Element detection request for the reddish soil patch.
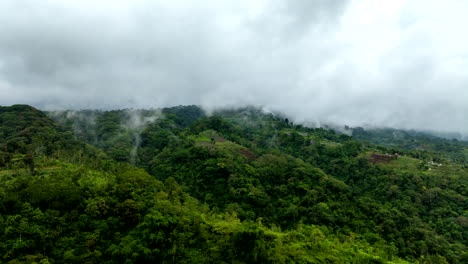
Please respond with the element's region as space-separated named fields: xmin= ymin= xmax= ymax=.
xmin=239 ymin=149 xmax=256 ymax=161
xmin=195 ymin=141 xmax=214 ymax=147
xmin=369 ymin=153 xmax=397 ymax=164
xmin=213 ymin=136 xmax=227 ymax=142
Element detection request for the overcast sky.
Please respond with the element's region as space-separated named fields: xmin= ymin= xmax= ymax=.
xmin=0 ymin=0 xmax=467 ymax=134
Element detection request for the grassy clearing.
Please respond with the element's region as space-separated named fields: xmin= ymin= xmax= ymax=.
xmin=389 ymin=156 xmax=420 ymax=170
xmin=215 ymin=141 xmax=244 ymax=151
xmin=323 ymin=141 xmax=343 ymax=147
xmin=188 ymin=129 xmax=222 ymax=143
xmin=361 ymin=151 xmax=421 ymax=172
xmin=190 ymin=136 xmax=211 ymax=142
xmin=426 ymin=163 xmax=468 ymax=180
xmin=373 ymin=152 xmax=468 ymax=182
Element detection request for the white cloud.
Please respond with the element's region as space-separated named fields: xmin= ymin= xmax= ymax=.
xmin=0 ymin=0 xmax=467 ymax=134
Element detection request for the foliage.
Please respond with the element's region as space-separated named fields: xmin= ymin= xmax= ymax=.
xmin=0 ymin=105 xmax=465 ymax=263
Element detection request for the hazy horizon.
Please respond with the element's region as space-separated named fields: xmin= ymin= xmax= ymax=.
xmin=1 ymin=0 xmax=467 ymax=135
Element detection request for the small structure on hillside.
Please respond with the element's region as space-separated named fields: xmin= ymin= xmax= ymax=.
xmin=427 ymin=161 xmax=442 ymax=167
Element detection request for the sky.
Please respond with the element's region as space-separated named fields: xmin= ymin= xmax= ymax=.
xmin=0 ymin=0 xmax=467 ymax=135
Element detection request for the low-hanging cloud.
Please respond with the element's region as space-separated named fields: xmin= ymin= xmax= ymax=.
xmin=0 ymin=0 xmax=467 ymax=135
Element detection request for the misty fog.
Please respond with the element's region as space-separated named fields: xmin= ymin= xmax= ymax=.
xmin=0 ymin=0 xmax=467 ymax=135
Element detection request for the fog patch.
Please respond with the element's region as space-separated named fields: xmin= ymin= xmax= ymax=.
xmin=123 ymin=110 xmax=162 ymax=165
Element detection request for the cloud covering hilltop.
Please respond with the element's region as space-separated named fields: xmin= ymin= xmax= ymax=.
xmin=0 ymin=0 xmax=467 ymax=134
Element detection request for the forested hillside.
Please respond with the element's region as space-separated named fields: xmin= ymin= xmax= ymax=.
xmin=351 ymin=127 xmax=468 ymax=164
xmin=0 ymin=105 xmax=466 ymax=263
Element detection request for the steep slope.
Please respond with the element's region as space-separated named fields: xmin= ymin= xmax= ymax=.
xmin=0 ymin=105 xmax=56 ymax=154
xmin=0 ymin=105 xmax=108 ymax=170
xmin=48 ymin=106 xmax=467 ymax=263
xmin=147 ymin=113 xmax=467 ymax=263
xmin=0 ymin=105 xmax=416 ymax=263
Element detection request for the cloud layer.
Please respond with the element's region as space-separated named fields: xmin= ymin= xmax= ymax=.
xmin=1 ymin=0 xmax=467 ymax=134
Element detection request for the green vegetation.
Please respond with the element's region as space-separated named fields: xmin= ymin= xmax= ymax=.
xmin=0 ymin=105 xmax=466 ymax=263
xmin=351 ymin=127 xmax=468 ymax=164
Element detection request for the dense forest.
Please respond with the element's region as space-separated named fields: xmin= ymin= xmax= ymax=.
xmin=0 ymin=104 xmax=466 ymax=263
